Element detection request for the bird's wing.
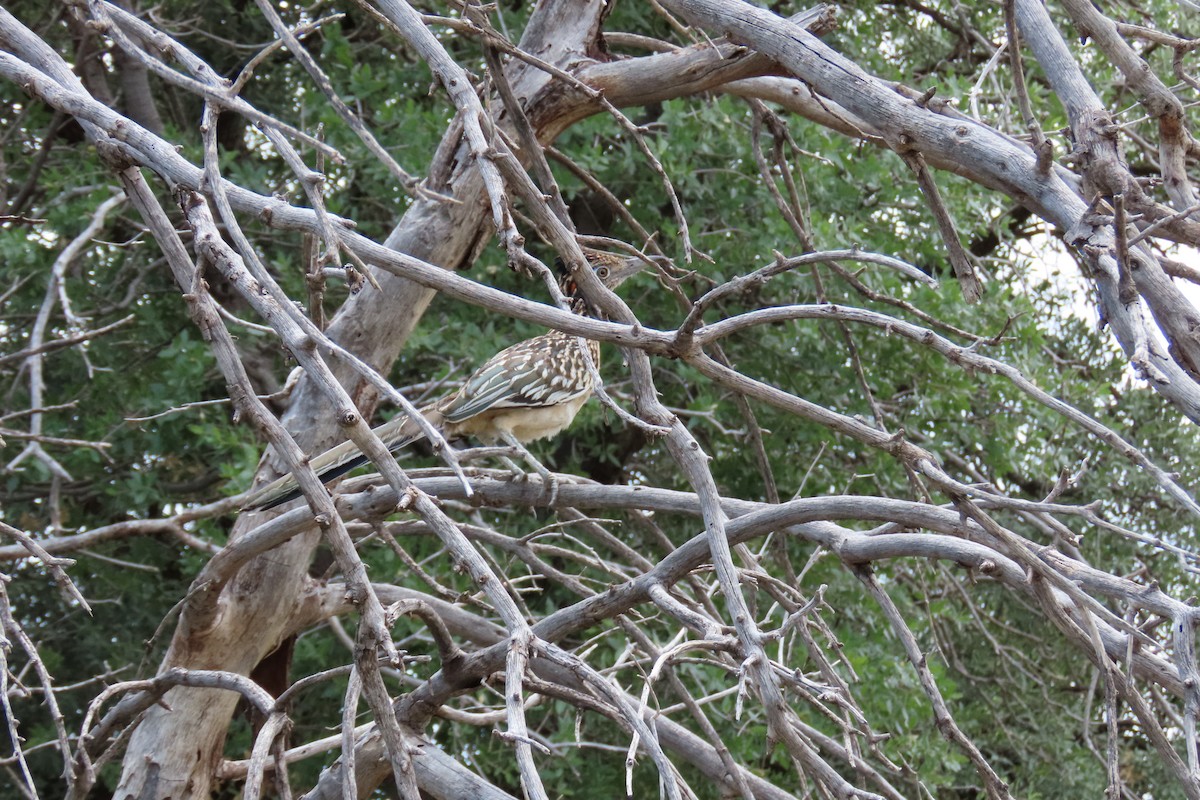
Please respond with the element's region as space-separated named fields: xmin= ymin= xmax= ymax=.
xmin=441 ymin=334 xmax=590 ymax=423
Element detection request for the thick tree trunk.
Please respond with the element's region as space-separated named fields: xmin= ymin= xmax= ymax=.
xmin=112 ymin=4 xmax=608 ymax=797
xmin=109 ymin=0 xmax=164 ymax=136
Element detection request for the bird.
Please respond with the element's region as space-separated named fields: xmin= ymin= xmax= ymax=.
xmin=242 ymin=250 xmax=646 ymax=511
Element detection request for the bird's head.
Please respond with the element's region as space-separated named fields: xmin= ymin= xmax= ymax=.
xmin=555 ymin=249 xmax=651 ymax=303
xmin=585 ymin=249 xmax=649 ymax=289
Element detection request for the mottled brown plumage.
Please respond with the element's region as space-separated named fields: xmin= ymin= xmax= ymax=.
xmin=243 ymin=252 xmax=643 ymax=510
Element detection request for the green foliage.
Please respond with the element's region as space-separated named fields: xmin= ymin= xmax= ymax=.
xmin=2 ymin=0 xmax=1198 ymax=797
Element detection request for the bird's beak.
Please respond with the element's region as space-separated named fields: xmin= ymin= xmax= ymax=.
xmin=602 ymin=253 xmax=660 ymax=289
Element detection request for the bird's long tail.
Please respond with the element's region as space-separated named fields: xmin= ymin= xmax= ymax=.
xmin=241 ymin=409 xmax=435 ymax=511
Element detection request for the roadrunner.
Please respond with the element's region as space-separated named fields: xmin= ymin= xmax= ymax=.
xmin=243 ymin=251 xmax=645 ymax=510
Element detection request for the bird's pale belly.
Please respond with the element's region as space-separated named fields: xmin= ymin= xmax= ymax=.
xmin=453 ymin=391 xmax=592 ymax=444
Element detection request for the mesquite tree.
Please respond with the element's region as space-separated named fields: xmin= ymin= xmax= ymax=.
xmin=2 ymin=0 xmax=1200 ymax=798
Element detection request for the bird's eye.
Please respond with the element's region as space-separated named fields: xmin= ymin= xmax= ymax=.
xmin=596 ymin=266 xmax=610 ymax=280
